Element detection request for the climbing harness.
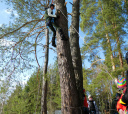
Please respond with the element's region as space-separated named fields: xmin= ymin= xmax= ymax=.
xmin=51 ymin=18 xmax=54 ymax=23
xmin=58 ymin=8 xmax=93 ymax=53
xmin=69 ymin=2 xmax=73 ymax=5
xmin=52 ymin=0 xmax=89 ymax=47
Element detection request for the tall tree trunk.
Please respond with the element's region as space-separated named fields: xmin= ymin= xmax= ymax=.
xmin=55 ymin=0 xmax=81 ymax=113
xmin=117 ymin=40 xmax=124 ymax=77
xmin=41 ymin=25 xmax=49 ymax=114
xmin=70 ymin=0 xmax=83 ymax=107
xmin=105 ymin=32 xmax=116 ymax=71
xmin=101 ymin=6 xmax=116 ymax=71
xmin=105 ymin=32 xmax=118 ymax=84
xmin=115 ymin=32 xmax=124 ymax=77
xmin=114 ymin=24 xmax=124 ymax=77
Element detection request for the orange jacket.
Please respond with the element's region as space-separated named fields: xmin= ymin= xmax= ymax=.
xmin=116 ymin=94 xmax=127 ymax=111
xmin=84 ymin=94 xmax=88 ymax=107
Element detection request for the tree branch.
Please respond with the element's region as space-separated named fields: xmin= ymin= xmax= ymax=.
xmin=89 ymin=59 xmax=105 ymax=69
xmin=0 ymin=19 xmax=45 ymax=39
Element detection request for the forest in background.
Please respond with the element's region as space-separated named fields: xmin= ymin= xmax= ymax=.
xmin=0 ymin=0 xmax=128 ymax=114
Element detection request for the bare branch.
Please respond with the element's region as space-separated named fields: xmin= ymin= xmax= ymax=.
xmin=88 ymin=59 xmax=105 ymax=69
xmin=0 ymin=19 xmax=45 ymax=39
xmin=37 ymin=0 xmax=48 ymax=7
xmin=34 ymin=29 xmax=45 ymax=68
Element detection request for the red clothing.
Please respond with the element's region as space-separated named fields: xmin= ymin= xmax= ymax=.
xmin=84 ymin=95 xmax=88 ymax=107
xmin=116 ymin=94 xmax=127 ymax=111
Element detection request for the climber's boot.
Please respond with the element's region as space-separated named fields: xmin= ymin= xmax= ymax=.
xmin=52 ymin=37 xmax=56 ymax=47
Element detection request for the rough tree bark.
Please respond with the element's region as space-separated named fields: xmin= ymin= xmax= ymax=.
xmin=70 ymin=0 xmax=83 ymax=107
xmin=41 ymin=25 xmax=49 ymax=114
xmin=55 ymin=0 xmax=81 ymax=113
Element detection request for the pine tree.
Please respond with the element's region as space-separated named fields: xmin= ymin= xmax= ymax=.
xmin=3 ymin=85 xmax=24 ymax=114
xmin=55 ymin=0 xmax=81 ymax=113
xmin=80 ymin=0 xmax=128 ymax=78
xmin=0 ymin=0 xmax=85 ymax=113
xmin=70 ymin=0 xmax=83 ymax=107
xmin=3 ymin=63 xmax=61 ymax=113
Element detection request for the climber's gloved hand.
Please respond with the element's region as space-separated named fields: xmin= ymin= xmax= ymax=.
xmin=55 ymin=9 xmax=61 ymax=18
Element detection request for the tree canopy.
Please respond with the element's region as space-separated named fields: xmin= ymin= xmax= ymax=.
xmin=0 ymin=0 xmax=128 ymax=114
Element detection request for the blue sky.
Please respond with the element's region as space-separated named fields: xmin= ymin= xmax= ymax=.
xmin=0 ymin=1 xmax=93 ymax=67
xmin=0 ymin=1 xmax=103 ymax=84
xmin=48 ymin=0 xmax=92 ymax=67
xmin=0 ymin=0 xmax=127 ymax=88
xmin=0 ymin=1 xmax=127 ymax=69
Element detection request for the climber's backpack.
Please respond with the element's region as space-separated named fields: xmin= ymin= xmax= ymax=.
xmin=44 ymin=7 xmax=49 ymax=20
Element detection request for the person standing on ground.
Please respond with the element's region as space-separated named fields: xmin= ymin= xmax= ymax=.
xmin=87 ymin=95 xmax=99 ymax=114
xmin=116 ymin=78 xmax=128 ymax=114
xmin=119 ymin=52 xmax=128 ymax=113
xmin=83 ymin=89 xmax=89 ymax=114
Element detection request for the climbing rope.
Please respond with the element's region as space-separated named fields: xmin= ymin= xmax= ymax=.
xmin=58 ymin=8 xmax=116 ymax=82
xmin=58 ymin=9 xmax=92 ymax=51
xmin=52 ymin=1 xmax=86 ymax=47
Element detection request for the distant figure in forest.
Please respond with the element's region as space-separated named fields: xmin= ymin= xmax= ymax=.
xmin=116 ymin=78 xmax=128 ymax=114
xmin=44 ymin=4 xmax=68 ymax=47
xmin=83 ymin=89 xmax=89 ymax=114
xmin=110 ymin=93 xmax=121 ymax=114
xmin=118 ymin=52 xmax=128 ymax=113
xmin=87 ymin=95 xmax=99 ymax=114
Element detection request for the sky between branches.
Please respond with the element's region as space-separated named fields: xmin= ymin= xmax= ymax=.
xmin=0 ymin=0 xmax=108 ymax=84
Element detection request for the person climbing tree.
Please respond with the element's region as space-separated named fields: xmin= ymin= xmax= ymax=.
xmin=110 ymin=93 xmax=121 ymax=114
xmin=87 ymin=95 xmax=99 ymax=114
xmin=44 ymin=4 xmax=68 ymax=47
xmin=116 ymin=78 xmax=128 ymax=114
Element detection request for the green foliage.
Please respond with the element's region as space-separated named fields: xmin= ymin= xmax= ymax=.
xmin=3 ymin=62 xmax=61 ymax=114
xmin=81 ymin=1 xmax=128 ymax=112
xmin=1 ymin=0 xmax=128 ymax=113
xmin=0 ymin=0 xmax=48 ymax=81
xmin=47 ymin=62 xmax=61 ymax=113
xmin=83 ymin=65 xmax=115 ymax=113
xmin=80 ymin=0 xmax=128 ymax=76
xmin=4 ymin=85 xmax=24 ymax=114
xmin=0 ymin=1 xmax=60 ymax=113
xmin=81 ymin=0 xmax=128 ymax=71
xmin=3 ymin=71 xmax=41 ymax=114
